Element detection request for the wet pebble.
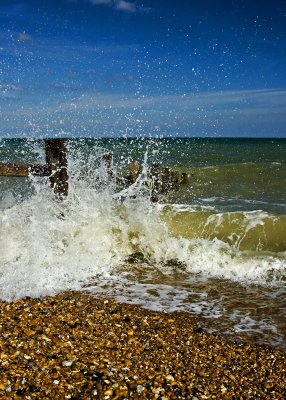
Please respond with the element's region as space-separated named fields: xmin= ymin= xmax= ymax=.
xmin=0 ymin=291 xmax=285 ymax=398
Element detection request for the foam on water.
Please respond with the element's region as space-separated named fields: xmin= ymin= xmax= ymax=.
xmin=1 ymin=141 xmax=286 ymax=348
xmin=1 ymin=159 xmax=286 ymax=302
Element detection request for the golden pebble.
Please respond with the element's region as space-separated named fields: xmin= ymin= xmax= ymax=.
xmin=115 ymin=388 xmax=128 ymax=397
xmin=0 ymin=291 xmax=285 ymax=399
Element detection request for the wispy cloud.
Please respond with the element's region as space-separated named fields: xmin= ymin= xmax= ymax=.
xmin=50 ymin=82 xmax=83 ymax=92
xmin=0 ymin=84 xmax=21 ymax=92
xmin=115 ymin=1 xmax=136 ymax=12
xmin=16 ymin=31 xmax=32 ymax=43
xmin=0 ymin=30 xmax=32 ymax=44
xmin=59 ymin=88 xmax=286 ymax=112
xmin=88 ymin=0 xmax=139 ymax=13
xmin=0 ymin=84 xmax=22 ymax=104
xmin=1 ymin=88 xmax=286 ymax=137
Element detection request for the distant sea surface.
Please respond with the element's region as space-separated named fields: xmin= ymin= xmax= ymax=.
xmin=1 ymin=137 xmax=286 ymax=349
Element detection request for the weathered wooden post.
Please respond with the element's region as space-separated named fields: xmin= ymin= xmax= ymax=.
xmin=1 ymin=139 xmax=191 ymax=202
xmin=128 ymin=160 xmax=140 ymax=184
xmin=45 ymin=139 xmax=68 ymax=198
xmin=0 ymin=163 xmax=49 ymax=177
xmin=0 ymin=163 xmax=30 ymax=177
xmin=101 ymin=153 xmax=113 ymax=180
xmin=0 ymin=138 xmax=68 ymax=198
xmin=150 ymin=164 xmax=161 ymax=203
xmin=161 ymin=167 xmax=171 ymax=194
xmin=181 ymin=172 xmax=189 ymax=185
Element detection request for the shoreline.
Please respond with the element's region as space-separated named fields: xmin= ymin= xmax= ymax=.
xmin=0 ymin=291 xmax=285 ymax=399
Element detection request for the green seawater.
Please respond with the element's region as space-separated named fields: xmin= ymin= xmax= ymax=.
xmin=2 ymin=137 xmax=285 ymax=210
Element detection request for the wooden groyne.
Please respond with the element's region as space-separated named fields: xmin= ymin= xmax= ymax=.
xmin=0 ymin=139 xmax=190 ymax=200
xmin=45 ymin=139 xmax=68 ymax=197
xmin=0 ymin=163 xmax=49 ymax=177
xmin=0 ymin=139 xmax=68 ymax=198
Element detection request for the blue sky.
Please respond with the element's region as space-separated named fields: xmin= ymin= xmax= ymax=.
xmin=0 ymin=0 xmax=286 ymax=137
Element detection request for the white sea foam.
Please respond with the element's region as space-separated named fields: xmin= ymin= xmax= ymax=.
xmin=0 ymin=143 xmax=286 ymax=302
xmin=1 ymin=176 xmax=286 ymax=302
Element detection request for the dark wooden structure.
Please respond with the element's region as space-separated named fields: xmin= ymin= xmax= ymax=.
xmin=128 ymin=160 xmax=140 ymax=184
xmin=0 ymin=139 xmax=68 ymax=198
xmin=0 ymin=163 xmax=49 ymax=177
xmin=0 ymin=139 xmax=190 ymax=200
xmin=45 ymin=139 xmax=68 ymax=197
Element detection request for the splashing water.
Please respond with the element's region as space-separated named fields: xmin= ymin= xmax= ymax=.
xmin=1 ymin=138 xmax=286 ymax=349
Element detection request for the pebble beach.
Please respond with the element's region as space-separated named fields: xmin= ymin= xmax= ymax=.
xmin=0 ymin=291 xmax=285 ymax=399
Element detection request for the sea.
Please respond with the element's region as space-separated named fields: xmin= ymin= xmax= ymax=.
xmin=0 ymin=137 xmax=285 ymax=349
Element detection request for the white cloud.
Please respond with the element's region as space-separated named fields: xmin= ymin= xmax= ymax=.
xmin=50 ymin=82 xmax=83 ymax=91
xmin=67 ymin=89 xmax=286 ymax=112
xmin=17 ymin=32 xmax=32 ymax=43
xmin=88 ymin=0 xmax=138 ymax=13
xmin=0 ymin=84 xmax=21 ymax=92
xmin=1 ymin=89 xmax=286 ymax=137
xmin=115 ymin=0 xmax=136 ymax=12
